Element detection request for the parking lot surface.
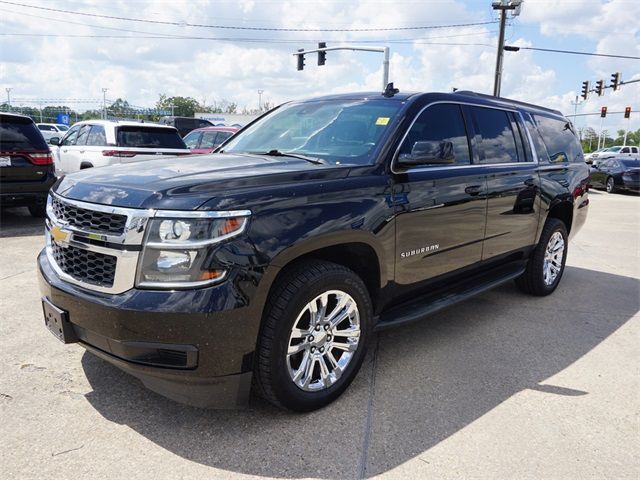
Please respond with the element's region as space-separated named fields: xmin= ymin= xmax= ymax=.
xmin=1 ymin=190 xmax=638 ymax=479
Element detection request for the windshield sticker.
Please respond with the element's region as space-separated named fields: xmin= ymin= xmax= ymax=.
xmin=375 ymin=117 xmax=390 ymax=126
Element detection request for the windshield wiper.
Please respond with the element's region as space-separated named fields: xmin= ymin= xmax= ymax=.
xmin=251 ymin=149 xmax=325 ymax=165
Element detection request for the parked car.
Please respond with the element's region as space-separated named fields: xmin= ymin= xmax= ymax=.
xmin=183 ymin=126 xmax=239 ymax=153
xmin=158 ymin=116 xmax=214 ymax=137
xmin=36 ymin=123 xmax=70 ymax=141
xmin=588 ymin=145 xmax=639 ymax=165
xmin=38 ymin=90 xmax=589 ymax=412
xmin=0 ymin=113 xmax=56 ymax=217
xmin=584 ymin=147 xmax=607 ymax=164
xmin=589 ymin=158 xmax=640 ymax=193
xmin=49 ymin=120 xmax=190 ymax=175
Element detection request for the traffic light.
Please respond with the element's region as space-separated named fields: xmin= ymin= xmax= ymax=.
xmin=610 ymin=72 xmax=621 ymax=91
xmin=296 ymin=49 xmax=305 ymax=71
xmin=580 ymin=81 xmax=589 ymax=100
xmin=318 ymin=42 xmax=326 ymax=66
xmin=600 ymin=106 xmax=607 ymax=118
xmin=624 ymin=107 xmax=631 ymax=119
xmin=595 ymin=80 xmax=604 ymax=96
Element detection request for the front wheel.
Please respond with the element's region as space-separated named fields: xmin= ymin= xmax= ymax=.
xmin=516 ymin=218 xmax=568 ymax=296
xmin=254 ymin=260 xmax=373 ymax=411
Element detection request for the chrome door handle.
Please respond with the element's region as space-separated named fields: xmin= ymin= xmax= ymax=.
xmin=79 ymin=150 xmax=85 ymax=154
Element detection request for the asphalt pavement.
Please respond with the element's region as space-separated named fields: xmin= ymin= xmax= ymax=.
xmin=0 ymin=189 xmax=638 ymax=479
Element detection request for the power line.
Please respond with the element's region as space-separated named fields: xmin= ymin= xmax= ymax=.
xmin=0 ymin=8 xmax=500 ymax=44
xmin=0 ymin=1 xmax=499 ymax=32
xmin=505 ymin=45 xmax=640 ymax=60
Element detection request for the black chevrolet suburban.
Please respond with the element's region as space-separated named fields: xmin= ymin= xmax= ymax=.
xmin=38 ymin=90 xmax=589 ymax=411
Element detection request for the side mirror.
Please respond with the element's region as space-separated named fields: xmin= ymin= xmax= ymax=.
xmin=398 ymin=141 xmax=455 ymax=166
xmin=49 ymin=137 xmax=60 ymax=146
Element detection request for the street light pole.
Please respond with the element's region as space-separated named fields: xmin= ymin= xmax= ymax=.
xmin=6 ymin=88 xmax=12 ymax=111
xmin=257 ymin=90 xmax=264 ymax=111
xmin=492 ymin=1 xmax=522 ymax=97
xmin=102 ymin=88 xmax=108 ymax=120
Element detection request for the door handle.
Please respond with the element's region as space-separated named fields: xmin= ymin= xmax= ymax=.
xmin=79 ymin=150 xmax=85 ymax=154
xmin=465 ymin=185 xmax=482 ymax=196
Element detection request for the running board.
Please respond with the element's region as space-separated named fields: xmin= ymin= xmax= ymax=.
xmin=375 ymin=263 xmax=526 ymax=331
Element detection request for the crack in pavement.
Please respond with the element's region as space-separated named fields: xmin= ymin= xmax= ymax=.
xmin=357 ymin=334 xmax=380 ymax=479
xmin=0 ymin=270 xmax=31 ymax=282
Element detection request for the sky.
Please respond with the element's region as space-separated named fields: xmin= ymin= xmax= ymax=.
xmin=1 ymin=0 xmax=639 ymax=134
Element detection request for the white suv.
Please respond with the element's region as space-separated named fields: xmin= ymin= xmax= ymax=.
xmin=36 ymin=123 xmax=69 ymax=141
xmin=50 ymin=120 xmax=190 ymax=175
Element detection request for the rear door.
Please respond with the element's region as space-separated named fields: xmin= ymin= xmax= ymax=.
xmin=467 ymin=105 xmax=540 ymax=259
xmin=81 ymin=124 xmax=109 ymax=166
xmin=393 ymin=102 xmax=487 ymax=287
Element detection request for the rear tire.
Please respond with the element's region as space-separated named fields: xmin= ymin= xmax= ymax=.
xmin=516 ymin=218 xmax=568 ymax=296
xmin=606 ymin=177 xmax=615 ymax=193
xmin=28 ymin=203 xmax=46 ymax=218
xmin=254 ymin=260 xmax=373 ymax=412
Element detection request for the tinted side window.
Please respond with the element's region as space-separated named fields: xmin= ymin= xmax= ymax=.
xmin=75 ymin=125 xmax=91 ymax=146
xmin=216 ymin=131 xmax=233 ymax=143
xmin=522 ymin=114 xmax=549 ymax=162
xmin=60 ymin=125 xmax=81 ymax=146
xmin=470 ymin=106 xmax=519 ymax=164
xmin=183 ymin=131 xmax=201 ymax=148
xmin=621 ymin=147 xmax=630 ymax=153
xmin=200 ymin=131 xmax=218 ymax=149
xmin=399 ymin=103 xmax=471 ymax=165
xmin=86 ymin=125 xmax=107 ymax=146
xmin=533 ymin=114 xmax=583 ymax=163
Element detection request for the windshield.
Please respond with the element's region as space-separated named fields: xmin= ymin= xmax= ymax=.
xmin=222 ymin=99 xmax=404 ymax=165
xmin=57 ymin=125 xmax=69 ymax=131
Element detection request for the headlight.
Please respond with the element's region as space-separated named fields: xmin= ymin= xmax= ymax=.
xmin=136 ymin=214 xmax=249 ymax=289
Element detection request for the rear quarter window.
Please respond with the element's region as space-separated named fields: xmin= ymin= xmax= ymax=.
xmin=533 ymin=114 xmax=583 ymax=163
xmin=0 ymin=116 xmax=48 ymax=151
xmin=116 ymin=127 xmax=187 ymax=149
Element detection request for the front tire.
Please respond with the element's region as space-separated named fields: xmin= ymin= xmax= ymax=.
xmin=516 ymin=218 xmax=568 ymax=296
xmin=254 ymin=260 xmax=373 ymax=412
xmin=28 ymin=203 xmax=46 ymax=218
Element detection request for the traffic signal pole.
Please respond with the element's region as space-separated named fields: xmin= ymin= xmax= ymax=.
xmin=294 ymin=45 xmax=390 ymax=90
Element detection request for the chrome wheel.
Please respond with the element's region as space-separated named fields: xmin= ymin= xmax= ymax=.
xmin=286 ymin=290 xmax=360 ymax=392
xmin=606 ymin=177 xmax=615 ymax=193
xmin=543 ymin=231 xmax=565 ymax=286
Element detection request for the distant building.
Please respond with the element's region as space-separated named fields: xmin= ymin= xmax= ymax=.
xmin=194 ymin=112 xmax=259 ymax=127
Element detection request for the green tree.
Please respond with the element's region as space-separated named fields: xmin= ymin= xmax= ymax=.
xmin=156 ymin=94 xmax=202 ymax=117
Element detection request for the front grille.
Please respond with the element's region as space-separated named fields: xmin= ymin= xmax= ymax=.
xmin=51 ymin=241 xmax=117 ymax=287
xmin=52 ymin=196 xmax=127 ymax=235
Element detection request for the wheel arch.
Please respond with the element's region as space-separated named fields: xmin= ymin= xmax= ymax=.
xmin=545 ymin=199 xmax=573 ymax=236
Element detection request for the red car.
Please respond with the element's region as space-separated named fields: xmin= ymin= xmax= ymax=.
xmin=182 ymin=126 xmax=239 ymax=154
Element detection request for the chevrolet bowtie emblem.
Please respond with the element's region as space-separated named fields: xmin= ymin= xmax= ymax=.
xmin=50 ymin=225 xmax=70 ymax=244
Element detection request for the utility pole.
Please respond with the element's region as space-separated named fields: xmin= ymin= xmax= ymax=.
xmin=492 ymin=1 xmax=522 ymax=97
xmin=101 ymin=88 xmax=108 ymax=120
xmin=570 ymin=95 xmax=582 ymax=136
xmin=257 ymin=90 xmax=264 ymax=111
xmin=39 ymin=101 xmax=43 ymax=123
xmin=5 ymin=88 xmax=12 ymax=111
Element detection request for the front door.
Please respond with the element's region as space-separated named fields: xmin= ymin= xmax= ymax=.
xmin=393 ymin=102 xmax=487 ymax=287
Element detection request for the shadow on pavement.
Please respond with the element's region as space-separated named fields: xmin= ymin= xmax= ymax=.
xmin=0 ymin=207 xmax=44 ymax=238
xmin=81 ymin=266 xmax=639 ymax=479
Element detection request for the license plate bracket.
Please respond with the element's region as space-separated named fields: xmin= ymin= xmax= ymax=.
xmin=42 ymin=297 xmax=78 ymax=344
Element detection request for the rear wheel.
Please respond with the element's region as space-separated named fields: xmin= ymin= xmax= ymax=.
xmin=606 ymin=176 xmax=615 ymax=193
xmin=516 ymin=218 xmax=568 ymax=296
xmin=254 ymin=260 xmax=372 ymax=411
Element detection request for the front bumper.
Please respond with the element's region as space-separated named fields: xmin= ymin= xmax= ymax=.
xmin=38 ymin=250 xmax=261 ymax=408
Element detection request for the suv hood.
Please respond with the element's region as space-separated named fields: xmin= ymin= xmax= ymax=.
xmin=54 ymin=153 xmax=350 ymax=210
